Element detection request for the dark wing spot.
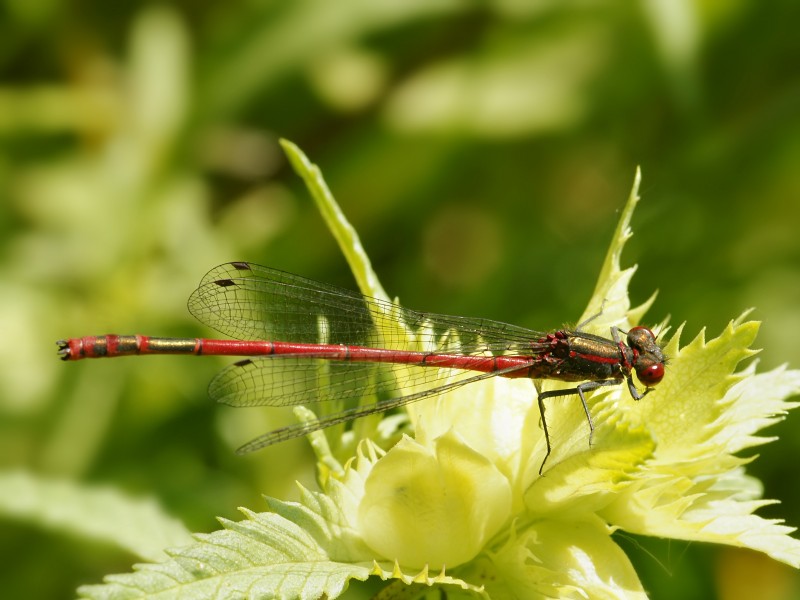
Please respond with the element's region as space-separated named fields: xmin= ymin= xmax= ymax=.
xmin=214 ymin=279 xmax=237 ymax=287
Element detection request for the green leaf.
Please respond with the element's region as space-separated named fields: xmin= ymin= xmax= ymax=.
xmin=279 ymin=138 xmax=388 ymax=302
xmin=523 ymin=419 xmax=656 ymax=515
xmin=597 ymin=317 xmax=800 ymax=567
xmin=78 ymin=498 xmax=372 ymax=599
xmin=469 ymin=515 xmax=647 ymax=599
xmin=0 ymin=470 xmax=192 ymax=562
xmin=629 ymin=316 xmax=760 ymax=460
xmin=579 ymin=166 xmax=653 ymax=332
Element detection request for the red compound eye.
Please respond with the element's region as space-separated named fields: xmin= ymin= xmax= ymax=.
xmin=637 ymin=362 xmax=664 ymax=385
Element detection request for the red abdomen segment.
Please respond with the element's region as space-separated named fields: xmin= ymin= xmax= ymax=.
xmin=57 ymin=335 xmax=538 ymax=375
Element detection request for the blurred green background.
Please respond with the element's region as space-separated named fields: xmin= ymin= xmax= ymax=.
xmin=2 ymin=1 xmax=799 ymax=598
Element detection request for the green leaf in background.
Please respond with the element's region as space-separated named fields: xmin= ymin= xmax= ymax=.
xmin=0 ymin=471 xmax=192 ymax=563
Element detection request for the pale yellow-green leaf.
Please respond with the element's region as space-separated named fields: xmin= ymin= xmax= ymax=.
xmin=279 ymin=138 xmax=388 ymax=302
xmin=79 ymin=484 xmax=373 ymax=599
xmin=579 ymin=167 xmax=642 ymax=332
xmin=479 ymin=515 xmax=648 ymax=599
xmin=368 ymin=561 xmax=488 ymax=598
xmin=596 ymin=317 xmax=800 ymax=567
xmin=628 ymin=317 xmax=759 ymax=462
xmin=524 ymin=419 xmax=656 ymax=516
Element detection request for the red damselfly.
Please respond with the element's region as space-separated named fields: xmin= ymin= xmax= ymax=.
xmin=58 ymin=262 xmax=666 ymax=472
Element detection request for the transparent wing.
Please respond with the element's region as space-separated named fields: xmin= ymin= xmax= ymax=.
xmin=213 ymin=357 xmax=529 ymax=454
xmin=209 ymin=354 xmax=506 ymax=408
xmin=188 ymin=262 xmax=546 ymax=355
xmin=191 ymin=262 xmax=543 ymax=451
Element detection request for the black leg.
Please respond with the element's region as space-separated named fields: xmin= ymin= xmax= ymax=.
xmin=536 ymin=378 xmax=622 ymax=475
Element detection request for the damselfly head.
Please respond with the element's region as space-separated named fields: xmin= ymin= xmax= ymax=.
xmin=627 ymin=326 xmax=666 ymax=386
